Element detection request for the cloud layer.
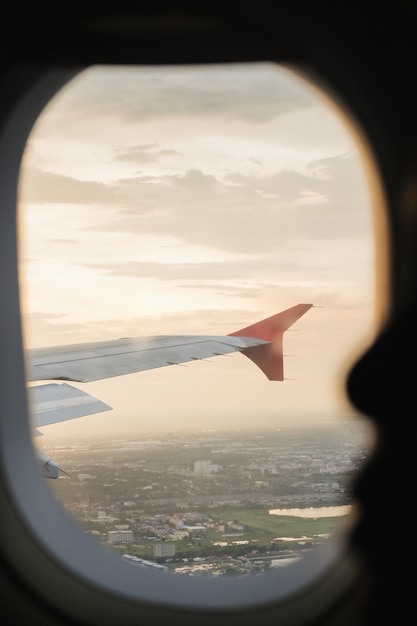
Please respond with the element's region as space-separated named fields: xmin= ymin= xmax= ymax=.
xmin=19 ymin=63 xmax=377 ymax=432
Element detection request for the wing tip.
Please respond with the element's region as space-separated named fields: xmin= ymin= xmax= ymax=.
xmin=228 ymin=303 xmax=313 ymax=342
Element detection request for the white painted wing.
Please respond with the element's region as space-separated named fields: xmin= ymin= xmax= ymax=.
xmin=27 ymin=305 xmax=312 ymax=386
xmin=29 ymin=382 xmax=112 ymax=430
xmin=27 ymin=305 xmax=312 ymax=428
xmin=26 ymin=305 xmax=312 ymax=478
xmin=27 ymin=335 xmax=264 ymax=384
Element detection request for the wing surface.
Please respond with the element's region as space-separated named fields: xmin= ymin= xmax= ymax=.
xmin=27 ymin=304 xmax=312 ymax=427
xmin=27 ymin=304 xmax=312 ymax=478
xmin=27 ymin=304 xmax=312 ymax=384
xmin=28 ymin=336 xmax=256 ymax=384
xmin=29 ymin=382 xmax=112 ymax=430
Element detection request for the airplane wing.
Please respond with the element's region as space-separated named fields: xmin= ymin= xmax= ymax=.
xmin=27 ymin=304 xmax=313 ymax=386
xmin=27 ymin=304 xmax=312 ymax=476
xmin=29 ymin=382 xmax=112 ymax=432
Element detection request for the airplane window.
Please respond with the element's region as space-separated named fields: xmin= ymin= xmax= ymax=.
xmin=17 ymin=63 xmax=377 ymax=605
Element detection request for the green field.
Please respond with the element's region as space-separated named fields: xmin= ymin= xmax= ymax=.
xmin=113 ymin=506 xmax=348 ymax=562
xmin=203 ymin=507 xmax=343 ymax=542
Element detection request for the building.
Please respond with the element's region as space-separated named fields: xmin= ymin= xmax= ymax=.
xmin=194 ymin=460 xmax=222 ymax=474
xmin=107 ymin=529 xmax=134 ymax=544
xmin=152 ymin=543 xmax=176 ymax=559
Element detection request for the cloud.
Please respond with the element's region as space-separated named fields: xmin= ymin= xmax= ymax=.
xmin=19 ymin=168 xmax=115 ymax=205
xmin=72 ymin=257 xmax=309 ymax=281
xmin=19 ymin=63 xmax=376 ymax=431
xmin=46 ymin=64 xmax=317 ymax=129
xmin=20 ymin=148 xmax=370 ymax=259
xmin=23 ymin=306 xmax=280 ymax=347
xmin=108 ymin=154 xmax=370 ymax=252
xmin=114 ymin=143 xmax=182 ymax=164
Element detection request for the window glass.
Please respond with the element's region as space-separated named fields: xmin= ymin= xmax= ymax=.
xmin=18 ymin=63 xmax=375 ymax=577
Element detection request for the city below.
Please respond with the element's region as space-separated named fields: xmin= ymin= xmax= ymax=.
xmin=42 ymin=418 xmax=372 ymax=577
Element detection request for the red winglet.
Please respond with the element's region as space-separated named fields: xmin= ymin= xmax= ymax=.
xmin=228 ymin=304 xmax=313 ymax=381
xmin=228 ymin=304 xmax=313 ymax=341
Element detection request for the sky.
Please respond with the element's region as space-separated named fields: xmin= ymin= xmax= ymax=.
xmin=17 ymin=62 xmax=378 ymax=439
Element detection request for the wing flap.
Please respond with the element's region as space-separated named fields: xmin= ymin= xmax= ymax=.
xmin=29 ymin=383 xmax=112 ymax=429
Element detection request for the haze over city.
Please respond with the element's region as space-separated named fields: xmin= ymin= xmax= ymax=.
xmin=17 ymin=62 xmax=378 ymax=438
